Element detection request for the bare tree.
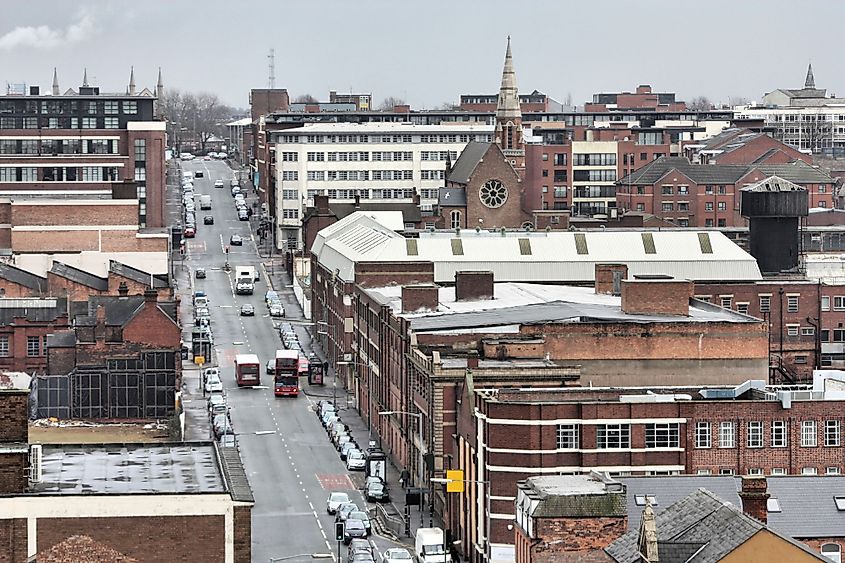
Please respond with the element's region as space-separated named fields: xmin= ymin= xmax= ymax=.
xmin=377 ymin=96 xmax=407 ymax=111
xmin=436 ymin=101 xmax=460 ymax=110
xmin=294 ymin=94 xmax=319 ymax=103
xmin=688 ymin=96 xmax=713 ymax=111
xmin=728 ymin=96 xmax=750 ymax=107
xmin=159 ymin=88 xmax=234 ymax=152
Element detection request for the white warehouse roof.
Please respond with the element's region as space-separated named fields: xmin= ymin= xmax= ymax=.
xmin=312 ymin=212 xmax=762 ymax=283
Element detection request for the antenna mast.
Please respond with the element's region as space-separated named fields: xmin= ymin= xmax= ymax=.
xmin=268 ymin=48 xmax=276 ymax=89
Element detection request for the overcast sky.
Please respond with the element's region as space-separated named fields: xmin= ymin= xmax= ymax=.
xmin=2 ymin=1 xmax=842 ymax=110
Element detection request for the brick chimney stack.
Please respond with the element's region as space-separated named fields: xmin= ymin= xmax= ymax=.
xmin=620 ymin=276 xmax=693 ymax=316
xmin=118 ymin=281 xmax=129 ymax=297
xmin=454 ymin=271 xmax=494 ymax=301
xmin=739 ymin=476 xmax=770 ymax=524
xmin=401 ymin=284 xmax=439 ymax=314
xmin=144 ymin=288 xmax=158 ymax=303
xmin=0 ymin=372 xmax=32 ymax=494
xmin=595 ymin=263 xmax=628 ymax=295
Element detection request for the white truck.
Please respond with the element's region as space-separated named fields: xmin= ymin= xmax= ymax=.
xmin=415 ymin=528 xmax=447 ymax=563
xmin=199 ymin=194 xmax=212 ymax=210
xmin=235 ymin=266 xmax=256 ymax=295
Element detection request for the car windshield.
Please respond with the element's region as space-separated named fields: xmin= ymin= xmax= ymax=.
xmin=349 ymin=511 xmax=367 ymax=520
xmin=346 ymin=520 xmax=364 ymax=530
xmin=330 ymin=493 xmax=349 ymax=502
xmin=423 ymin=545 xmax=446 ymax=555
xmin=349 ymin=451 xmax=363 ymax=460
xmin=369 ymin=483 xmax=383 ymax=491
xmin=387 ymin=551 xmax=412 ymax=560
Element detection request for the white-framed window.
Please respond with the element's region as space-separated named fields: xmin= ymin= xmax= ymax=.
xmin=720 ymin=296 xmax=732 ymax=309
xmin=696 ymin=469 xmax=712 ymax=475
xmin=787 ymin=294 xmax=799 ymax=313
xmin=802 ymin=467 xmax=818 ymax=475
xmin=787 ymin=325 xmax=800 ymax=337
xmin=822 ymin=296 xmax=831 ymax=311
xmin=282 ymin=189 xmax=298 ymax=200
xmin=821 ymin=543 xmax=841 ymax=563
xmin=771 ymin=467 xmax=786 ymax=475
xmin=645 ymin=423 xmax=679 ymax=448
xmin=695 ymin=421 xmax=711 ymax=448
xmin=719 ymin=421 xmax=735 ymax=448
xmin=0 ymin=335 xmax=8 ymax=357
xmin=802 ymin=327 xmax=816 ymax=336
xmin=835 ymin=296 xmax=845 ymax=311
xmin=736 ymin=302 xmax=749 ymax=314
xmin=26 ymin=336 xmax=40 ymax=357
xmin=282 ymin=170 xmax=298 ymax=181
xmin=771 ymin=420 xmax=786 ymax=447
xmin=596 ymin=424 xmax=630 ymax=449
xmin=450 ymin=210 xmax=461 ymax=230
xmin=103 ymin=117 xmax=119 ymax=129
xmin=748 ymin=468 xmax=763 ymax=476
xmin=747 ymin=421 xmax=763 ymax=448
xmin=802 ymin=420 xmax=818 ymax=447
xmin=760 ymin=295 xmax=771 ymax=313
xmin=826 ymin=420 xmax=841 ymax=447
xmin=556 ymin=424 xmax=579 ymax=450
xmin=719 ymin=468 xmax=734 ymax=475
xmin=827 ymin=467 xmax=841 ymax=475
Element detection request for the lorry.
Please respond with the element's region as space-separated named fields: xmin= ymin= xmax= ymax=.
xmin=235 ymin=266 xmax=256 ymax=295
xmin=415 ymin=528 xmax=447 ymax=563
xmin=199 ymin=194 xmax=212 ymax=210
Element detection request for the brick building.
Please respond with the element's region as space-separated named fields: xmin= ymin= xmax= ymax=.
xmin=584 ymin=85 xmax=688 ymax=113
xmin=0 ymin=298 xmax=69 ymax=375
xmin=0 ymin=70 xmax=166 ymax=228
xmin=686 ymin=127 xmax=811 ymax=165
xmin=616 ymin=156 xmax=835 ymax=226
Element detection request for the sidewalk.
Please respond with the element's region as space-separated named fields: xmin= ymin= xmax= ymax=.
xmin=264 ymin=263 xmax=444 ymax=543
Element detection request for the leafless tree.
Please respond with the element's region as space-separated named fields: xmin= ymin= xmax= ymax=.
xmin=688 ymin=96 xmax=713 ymax=111
xmin=377 ymin=96 xmax=407 ymax=111
xmin=727 ymin=96 xmax=750 ymax=107
xmin=294 ymin=94 xmax=319 ymax=104
xmin=436 ymin=101 xmax=460 ymax=110
xmin=159 ymin=89 xmax=234 ymax=152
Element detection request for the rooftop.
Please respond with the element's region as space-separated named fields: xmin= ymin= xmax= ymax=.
xmin=313 ymin=212 xmax=762 ymax=284
xmin=30 ymin=442 xmax=228 ymax=496
xmin=0 ymin=371 xmax=31 ymax=391
xmin=270 ymin=122 xmax=494 ymax=134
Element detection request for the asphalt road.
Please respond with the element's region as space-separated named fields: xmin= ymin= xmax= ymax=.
xmin=176 ymin=159 xmax=403 ymax=563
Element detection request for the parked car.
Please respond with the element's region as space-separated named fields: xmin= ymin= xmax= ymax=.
xmin=207 ymin=393 xmax=225 ymax=413
xmin=339 ymin=441 xmax=358 ymax=461
xmin=346 ymin=449 xmax=366 ymax=471
xmin=269 ymin=303 xmax=285 ymax=317
xmin=205 ymin=371 xmax=223 ymax=393
xmin=326 ymin=492 xmax=350 ymax=514
xmin=364 ymin=476 xmax=385 ymax=491
xmin=381 ymin=548 xmax=412 ymax=563
xmin=195 ymin=267 xmax=206 ymax=279
xmin=343 ymin=519 xmax=367 ymax=545
xmin=212 ymin=413 xmax=232 ymax=438
xmin=238 ymin=209 xmax=249 ymax=221
xmin=349 ymin=553 xmax=375 ymax=563
xmin=348 ymin=510 xmax=371 ymax=536
xmin=364 ymin=480 xmax=389 ymax=502
xmin=202 ymin=367 xmax=219 ymax=384
xmin=240 ymin=304 xmax=255 ymax=316
xmin=335 ymin=434 xmax=354 ymax=452
xmin=265 ymin=290 xmax=279 ymax=304
xmin=203 ymin=215 xmax=214 ymax=224
xmin=229 ymin=234 xmax=243 ymax=246
xmin=266 ymin=360 xmax=275 ymax=375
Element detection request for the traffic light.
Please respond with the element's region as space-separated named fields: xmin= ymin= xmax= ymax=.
xmin=334 ymin=521 xmax=344 ymax=541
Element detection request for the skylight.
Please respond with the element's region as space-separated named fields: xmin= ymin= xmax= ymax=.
xmin=767 ymin=497 xmax=781 ymax=513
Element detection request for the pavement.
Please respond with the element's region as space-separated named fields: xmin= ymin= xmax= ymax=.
xmin=172 ymin=159 xmax=422 ymax=562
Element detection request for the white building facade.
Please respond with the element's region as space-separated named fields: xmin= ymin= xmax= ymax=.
xmin=735 ymin=105 xmax=845 ymax=156
xmin=270 ymin=123 xmax=493 ymax=249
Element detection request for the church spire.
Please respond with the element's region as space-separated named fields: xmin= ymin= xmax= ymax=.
xmin=128 ymin=66 xmax=136 ymax=96
xmin=805 ymin=62 xmax=815 ymax=89
xmin=82 ymin=68 xmax=89 ymax=87
xmin=156 ymin=67 xmax=164 ymax=99
xmin=51 ymin=67 xmax=59 ymax=96
xmin=496 ymin=35 xmax=521 ymax=121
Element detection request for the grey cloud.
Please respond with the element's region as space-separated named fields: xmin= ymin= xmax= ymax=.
xmin=0 ymin=12 xmax=93 ymax=50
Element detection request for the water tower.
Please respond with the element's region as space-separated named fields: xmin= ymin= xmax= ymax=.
xmin=740 ymin=176 xmax=808 ymax=273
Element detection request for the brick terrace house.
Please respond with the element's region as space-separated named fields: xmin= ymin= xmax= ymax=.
xmin=616 ymin=156 xmax=835 ymax=226
xmin=452 ymin=370 xmax=845 ymax=559
xmin=0 ymin=298 xmax=69 ymax=374
xmin=0 ymin=372 xmax=253 ymax=562
xmin=0 ymin=70 xmax=166 ymax=228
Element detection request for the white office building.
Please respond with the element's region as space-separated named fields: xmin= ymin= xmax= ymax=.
xmin=270 ymin=122 xmax=494 ymax=249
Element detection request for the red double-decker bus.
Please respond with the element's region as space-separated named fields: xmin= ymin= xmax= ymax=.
xmin=234 ymin=354 xmax=261 ymax=387
xmin=274 ymin=349 xmax=300 ymax=397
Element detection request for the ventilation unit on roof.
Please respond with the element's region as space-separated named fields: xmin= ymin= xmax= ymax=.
xmin=29 ymin=444 xmax=42 ymax=484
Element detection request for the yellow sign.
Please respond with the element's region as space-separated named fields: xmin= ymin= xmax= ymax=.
xmin=446 ymin=470 xmax=464 ymax=493
xmin=194 ymin=356 xmax=205 ymax=365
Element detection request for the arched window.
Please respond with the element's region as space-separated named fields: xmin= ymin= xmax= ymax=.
xmin=450 ymin=210 xmax=461 ymax=230
xmin=822 ymin=543 xmax=842 ymax=563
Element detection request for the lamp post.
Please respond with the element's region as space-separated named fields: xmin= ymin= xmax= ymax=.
xmin=431 ymin=476 xmax=491 ymax=563
xmin=337 ymin=360 xmax=373 ymax=439
xmin=269 ymin=553 xmax=333 ymax=563
xmin=380 ymin=410 xmax=425 ymax=517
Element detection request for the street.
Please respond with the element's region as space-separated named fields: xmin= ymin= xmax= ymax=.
xmin=174 ymin=160 xmax=405 ymax=562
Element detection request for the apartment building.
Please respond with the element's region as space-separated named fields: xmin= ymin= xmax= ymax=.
xmin=0 ymin=71 xmax=165 ymax=228
xmin=270 ymin=122 xmax=493 ymax=249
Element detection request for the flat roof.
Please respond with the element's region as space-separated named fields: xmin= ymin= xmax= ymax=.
xmin=31 ymin=443 xmax=227 ymax=496
xmin=524 ymin=474 xmax=617 ymax=496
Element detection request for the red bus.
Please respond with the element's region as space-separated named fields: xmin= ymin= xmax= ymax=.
xmin=274 ymin=349 xmax=300 ymax=397
xmin=234 ymin=354 xmax=261 ymax=387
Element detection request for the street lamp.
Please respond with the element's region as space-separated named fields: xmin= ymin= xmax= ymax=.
xmin=269 ymin=554 xmax=333 ymax=563
xmin=431 ymin=476 xmax=491 ymax=562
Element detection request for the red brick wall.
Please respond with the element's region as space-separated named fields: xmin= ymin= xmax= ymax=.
xmin=46 ymin=272 xmax=106 ymax=301
xmin=122 ymin=300 xmax=180 ymax=348
xmin=0 ymin=280 xmax=38 ymax=298
xmin=12 ymin=203 xmax=137 ymax=227
xmin=233 ymin=505 xmax=251 ymax=562
xmin=36 ymin=515 xmax=225 ymax=562
xmin=0 ymin=518 xmax=27 ymax=563
xmin=0 ymin=393 xmax=28 ymax=443
xmin=461 ymin=145 xmax=528 ymax=229
xmin=0 ymin=453 xmax=27 ymax=495
xmin=621 ymin=280 xmax=692 ymax=316
xmin=534 ymin=515 xmax=626 ymax=552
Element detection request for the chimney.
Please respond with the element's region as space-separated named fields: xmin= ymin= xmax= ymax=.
xmin=94 ymin=304 xmax=107 ymax=341
xmin=354 ymin=193 xmax=360 ymax=208
xmin=315 ymin=194 xmax=330 ymax=214
xmin=620 ymin=276 xmax=692 ymax=316
xmin=128 ymin=66 xmax=136 ymax=96
xmin=455 ymin=271 xmax=494 ymax=301
xmin=401 ymin=284 xmax=439 ymax=314
xmin=595 ymin=263 xmax=628 ymax=295
xmin=117 ymin=281 xmax=129 ymax=297
xmin=637 ymin=501 xmax=659 ymax=562
xmin=739 ymin=476 xmax=769 ymax=525
xmin=52 ymin=67 xmax=59 ymax=96
xmin=636 ymin=85 xmax=652 ymax=94
xmin=143 ymin=288 xmax=158 ymax=303
xmin=467 ymin=350 xmax=479 ymax=369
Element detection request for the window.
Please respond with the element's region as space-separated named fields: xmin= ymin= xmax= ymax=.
xmin=103 ymin=100 xmax=118 ymax=115
xmin=122 ymin=101 xmax=137 ymax=114
xmin=282 ymin=171 xmax=298 ymax=181
xmin=450 ymin=210 xmax=461 ymax=230
xmin=787 ymin=325 xmax=799 ymax=337
xmin=719 ymin=468 xmax=734 ymax=475
xmin=634 ymin=494 xmax=657 ymax=506
xmin=826 ymin=420 xmax=840 ymax=447
xmin=835 ymin=296 xmax=845 ymax=311
xmin=556 ymin=424 xmax=579 ymax=450
xmin=696 ymin=469 xmax=712 ymax=475
xmin=282 ymin=189 xmax=298 ymax=200
xmin=748 ymin=468 xmax=763 ymax=476
xmin=747 ymin=421 xmax=763 ymax=448
xmin=695 ymin=421 xmax=711 ymax=448
xmin=760 ymin=295 xmax=771 ymax=313
xmin=645 ymin=423 xmax=679 ymax=448
xmin=81 ymin=117 xmax=96 ymax=129
xmin=822 ymin=296 xmax=831 ymax=311
xmin=828 ymin=467 xmax=841 ymax=475
xmin=801 ymin=327 xmax=815 ymax=336
xmin=787 ymin=295 xmax=799 ymax=313
xmin=821 ymin=543 xmax=841 ymax=563
xmin=0 ymin=336 xmax=8 ymax=357
xmin=802 ymin=467 xmax=818 ymax=475
xmin=802 ymin=420 xmax=817 ymax=447
xmin=596 ymin=424 xmax=630 ymax=449
xmin=719 ymin=422 xmax=735 ymax=448
xmin=662 ymin=203 xmax=673 ymax=212
xmin=282 ymin=209 xmax=299 ymax=219
xmin=720 ymin=296 xmax=732 ymax=309
xmin=737 ymin=303 xmax=749 ymax=315
xmin=134 ymin=139 xmax=146 ymax=161
xmin=767 ymin=498 xmax=782 ymax=512
xmin=662 ymin=186 xmax=673 ymax=195
xmin=771 ymin=467 xmax=786 ymax=475
xmin=717 ymin=201 xmax=727 ymax=211
xmin=26 ymin=336 xmax=40 ymax=357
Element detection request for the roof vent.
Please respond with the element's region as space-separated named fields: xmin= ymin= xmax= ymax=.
xmin=29 ymin=444 xmax=42 ymax=484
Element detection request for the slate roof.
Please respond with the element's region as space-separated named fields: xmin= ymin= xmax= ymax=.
xmin=438 ymin=187 xmax=467 ymax=206
xmin=605 ymin=489 xmax=827 ymax=563
xmin=446 ymin=141 xmax=491 ymax=184
xmin=109 ymin=260 xmax=168 ymax=289
xmin=0 ymin=298 xmax=66 ymax=325
xmin=46 ymin=330 xmax=77 ymax=348
xmin=50 ymin=262 xmax=108 ymax=291
xmin=0 ymin=262 xmax=47 ymax=293
xmin=619 ymin=156 xmax=833 ymax=187
xmin=74 ymin=295 xmax=177 ymax=327
xmin=320 ymin=201 xmax=422 ymax=223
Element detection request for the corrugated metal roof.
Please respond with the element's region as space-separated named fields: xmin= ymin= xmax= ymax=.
xmin=314 ymin=212 xmax=762 ymax=283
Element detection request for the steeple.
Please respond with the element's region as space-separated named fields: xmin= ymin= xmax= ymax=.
xmin=156 ymin=67 xmax=164 ymax=100
xmin=129 ymin=66 xmax=136 ymax=96
xmin=805 ymin=62 xmax=815 ymax=89
xmin=494 ymin=36 xmax=524 ymax=170
xmin=51 ymin=67 xmax=59 ymax=96
xmin=82 ymin=68 xmax=89 ymax=87
xmin=637 ymin=500 xmax=660 ymax=562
